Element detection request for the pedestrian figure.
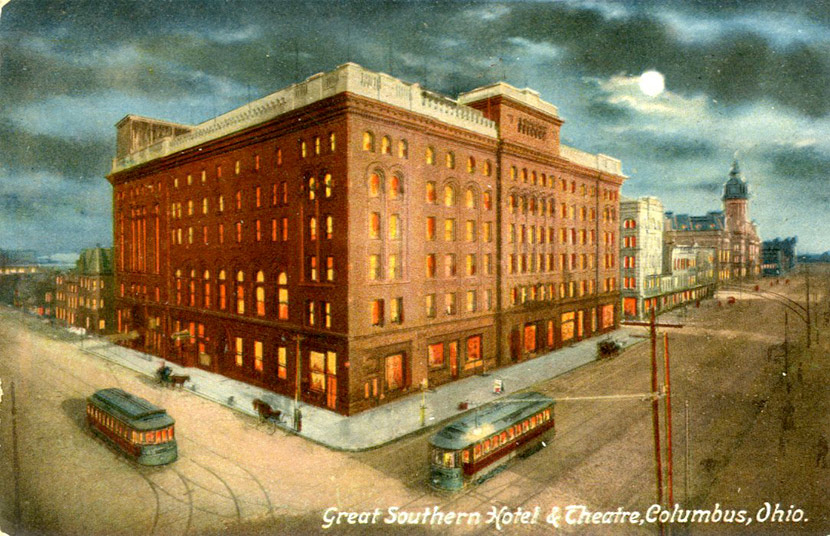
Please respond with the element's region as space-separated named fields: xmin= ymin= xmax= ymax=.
xmin=816 ymin=435 xmax=828 ymax=468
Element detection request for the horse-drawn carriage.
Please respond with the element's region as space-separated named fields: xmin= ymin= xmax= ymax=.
xmin=252 ymin=398 xmax=282 ymax=434
xmin=156 ymin=364 xmax=190 ymax=388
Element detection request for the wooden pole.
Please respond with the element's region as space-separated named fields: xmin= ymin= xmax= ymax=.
xmin=664 ymin=332 xmax=674 ymax=506
xmin=684 ymin=399 xmax=690 ymax=503
xmin=650 ymin=309 xmax=664 ymax=507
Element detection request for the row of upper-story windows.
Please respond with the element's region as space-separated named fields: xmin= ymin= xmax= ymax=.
xmin=509 ymin=225 xmax=597 ymax=246
xmin=169 ymin=177 xmax=333 ymax=220
xmin=424 ymin=182 xmax=493 ymax=209
xmin=166 ymin=269 xmax=294 ymax=321
xmin=362 ymin=131 xmax=494 ymax=177
xmin=510 ymin=280 xmax=599 ymax=305
xmin=424 ymin=253 xmax=494 ymax=279
xmin=507 ymin=252 xmax=597 ymax=274
xmin=425 ymin=217 xmax=494 ymax=242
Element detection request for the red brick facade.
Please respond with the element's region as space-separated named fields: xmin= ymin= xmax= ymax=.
xmin=107 ymin=64 xmax=625 ymax=415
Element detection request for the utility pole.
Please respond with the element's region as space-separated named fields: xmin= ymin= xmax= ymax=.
xmin=684 ymin=399 xmax=690 ymax=504
xmin=294 ymin=334 xmax=303 ymax=432
xmin=621 ymin=310 xmax=683 ymax=514
xmin=664 ymin=332 xmax=674 ymax=507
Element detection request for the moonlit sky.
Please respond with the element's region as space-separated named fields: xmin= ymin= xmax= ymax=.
xmin=0 ymin=0 xmax=828 ymax=256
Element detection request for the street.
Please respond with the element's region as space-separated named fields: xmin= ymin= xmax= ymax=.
xmin=1 ymin=269 xmax=828 ymax=536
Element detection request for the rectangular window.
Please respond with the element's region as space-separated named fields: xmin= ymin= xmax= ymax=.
xmin=444 ymin=219 xmax=456 ymax=241
xmin=371 ymin=299 xmax=384 ymax=326
xmin=385 ymin=353 xmax=404 ymax=391
xmin=306 ymin=301 xmax=316 ymax=325
xmin=390 ymin=297 xmax=403 ymax=324
xmin=323 ymin=301 xmax=331 ymax=328
xmin=235 ymin=337 xmax=243 ymax=367
xmin=425 ymin=294 xmax=436 ymax=318
xmin=465 ymin=335 xmax=482 ymax=369
xmin=466 ymin=254 xmax=476 ymax=276
xmin=426 ymin=217 xmax=436 ymax=240
xmin=466 ymin=290 xmax=477 ymax=312
xmin=428 ymin=342 xmax=444 ymax=367
xmin=465 ymin=220 xmax=476 ymax=242
xmin=254 ymin=341 xmax=263 ymax=372
xmin=369 ymin=213 xmax=381 ymax=239
xmin=326 ymin=256 xmax=335 ymax=282
xmin=445 ymin=293 xmax=456 ymax=315
xmin=389 ymin=214 xmax=400 ymax=240
xmin=310 ymin=351 xmax=325 ymax=392
xmin=388 ymin=254 xmax=400 ymax=279
xmin=277 ymin=346 xmax=287 ymax=380
xmin=369 ymin=254 xmax=381 ymax=280
xmin=445 ymin=254 xmax=456 ymax=277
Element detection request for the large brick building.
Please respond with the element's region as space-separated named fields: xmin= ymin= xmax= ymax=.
xmin=107 ymin=63 xmax=626 ymax=415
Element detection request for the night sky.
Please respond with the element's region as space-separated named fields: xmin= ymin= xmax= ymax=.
xmin=0 ymin=0 xmax=828 ymax=258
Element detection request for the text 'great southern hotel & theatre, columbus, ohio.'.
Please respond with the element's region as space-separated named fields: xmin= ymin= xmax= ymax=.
xmin=107 ymin=63 xmax=626 ymax=416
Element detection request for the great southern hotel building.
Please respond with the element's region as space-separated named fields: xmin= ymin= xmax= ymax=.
xmin=108 ymin=63 xmax=626 ymax=415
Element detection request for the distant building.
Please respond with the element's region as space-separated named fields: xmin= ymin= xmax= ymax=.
xmin=761 ymin=237 xmax=797 ymax=276
xmin=664 ymin=160 xmax=761 ymax=281
xmin=0 ymin=249 xmax=55 ymax=315
xmin=620 ymin=197 xmax=716 ymax=319
xmin=55 ymin=247 xmax=115 ymax=334
xmin=106 ymin=63 xmax=626 ymax=415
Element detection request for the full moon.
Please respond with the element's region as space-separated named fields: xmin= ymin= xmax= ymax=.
xmin=639 ymin=70 xmax=665 ymax=97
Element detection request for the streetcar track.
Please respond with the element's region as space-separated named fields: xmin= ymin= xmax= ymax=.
xmin=170 ymin=467 xmax=195 ymax=536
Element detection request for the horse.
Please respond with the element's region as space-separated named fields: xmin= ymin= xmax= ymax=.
xmin=169 ymin=374 xmax=190 ymax=388
xmin=252 ymin=398 xmax=281 ymax=423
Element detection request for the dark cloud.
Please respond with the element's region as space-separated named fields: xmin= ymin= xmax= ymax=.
xmin=768 ymin=146 xmax=830 ymax=185
xmin=0 ymin=119 xmax=112 ymax=180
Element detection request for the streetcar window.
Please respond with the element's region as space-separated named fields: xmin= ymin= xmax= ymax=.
xmin=443 ymin=452 xmax=454 ymax=468
xmin=474 ymin=444 xmax=481 ymax=459
xmin=500 ymin=432 xmax=507 ymax=443
xmin=484 ymin=439 xmax=490 ymax=453
xmin=169 ymin=427 xmax=174 ymax=439
xmin=546 ymin=409 xmax=551 ymax=419
xmin=507 ymin=427 xmax=514 ymax=440
xmin=146 ymin=431 xmax=155 ymax=444
xmin=462 ymin=450 xmax=470 ymax=464
xmin=523 ymin=420 xmax=529 ymax=433
xmin=132 ymin=431 xmax=138 ymax=443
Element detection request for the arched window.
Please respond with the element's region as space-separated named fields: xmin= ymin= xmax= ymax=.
xmin=390 ymin=175 xmax=402 ymax=199
xmin=381 ymin=136 xmax=392 ymax=155
xmin=484 ymin=160 xmax=492 ymax=177
xmin=309 ymin=217 xmax=317 ymax=241
xmin=508 ymin=194 xmax=516 ymax=214
xmin=203 ymin=270 xmax=211 ymax=308
xmin=398 ymin=139 xmax=408 ymax=159
xmin=236 ymin=271 xmax=245 ymax=315
xmin=362 ymin=131 xmax=374 ymax=152
xmin=465 ymin=188 xmax=476 ymax=209
xmin=255 ymin=270 xmax=265 ymax=316
xmin=444 ymin=184 xmax=456 ymax=207
xmin=446 ymin=151 xmax=455 ymax=169
xmin=324 ymin=173 xmax=333 ymax=198
xmin=368 ymin=172 xmax=382 ymax=197
xmin=218 ymin=270 xmax=227 ymax=310
xmin=467 ymin=157 xmax=476 ymax=174
xmin=277 ymin=272 xmax=289 ymax=320
xmin=510 ymin=166 xmax=517 ymax=181
xmin=308 ymin=176 xmax=316 ymax=200
xmin=425 ymin=146 xmax=435 ymax=165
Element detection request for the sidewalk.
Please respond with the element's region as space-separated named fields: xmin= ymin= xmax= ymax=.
xmin=75 ymin=327 xmax=646 ymax=451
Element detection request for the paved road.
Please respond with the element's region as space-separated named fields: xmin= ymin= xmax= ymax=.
xmin=0 ymin=270 xmax=827 ymax=536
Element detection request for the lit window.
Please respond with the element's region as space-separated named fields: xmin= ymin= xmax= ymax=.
xmin=444 ymin=219 xmax=456 ymax=241
xmin=235 ymin=337 xmax=243 ymax=367
xmin=369 ymin=213 xmax=381 ymax=239
xmin=277 ymin=272 xmax=288 ymax=319
xmin=388 ymin=214 xmax=400 ymax=240
xmin=426 ymin=182 xmax=437 ymax=203
xmin=236 ymin=271 xmax=245 ymax=314
xmin=398 ymin=139 xmax=408 ymax=159
xmin=369 ymin=255 xmax=381 ymax=280
xmin=254 ymin=341 xmax=263 ymax=372
xmin=444 ymin=185 xmax=455 ymax=207
xmin=446 ymin=152 xmax=455 ymax=169
xmin=363 ymin=131 xmax=375 ymax=152
xmin=371 ymin=299 xmax=384 ymax=326
xmin=381 ymin=136 xmax=391 ymax=155
xmin=369 ymin=173 xmax=381 ymax=197
xmin=426 ymin=146 xmax=435 ymax=165
xmin=329 ymin=132 xmax=336 ymax=152
xmin=324 ymin=173 xmax=333 ymax=198
xmin=390 ymin=297 xmax=403 ymax=324
xmin=277 ymin=347 xmax=287 ymax=379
